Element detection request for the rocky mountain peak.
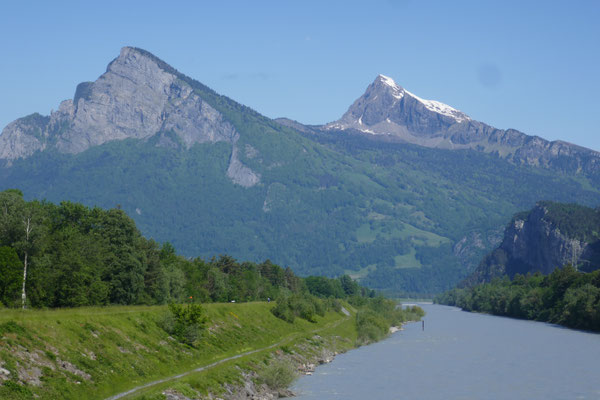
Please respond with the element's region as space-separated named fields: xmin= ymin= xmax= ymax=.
xmin=0 ymin=47 xmax=238 ymax=157
xmin=326 ymin=74 xmax=470 ymax=139
xmin=374 ymin=74 xmax=405 ymax=98
xmin=0 ymin=47 xmax=260 ymax=186
xmin=324 ymin=74 xmax=600 ymax=175
xmin=105 ymin=47 xmax=172 ymax=85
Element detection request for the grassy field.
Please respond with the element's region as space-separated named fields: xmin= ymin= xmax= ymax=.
xmin=0 ymin=302 xmax=357 ymax=400
xmin=355 ymin=221 xmax=450 ymax=246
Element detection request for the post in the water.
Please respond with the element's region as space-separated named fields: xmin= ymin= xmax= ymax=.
xmin=422 ymin=320 xmax=424 ymax=331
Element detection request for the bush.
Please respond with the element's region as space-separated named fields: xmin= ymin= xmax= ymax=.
xmin=312 ymin=297 xmax=326 ymax=317
xmin=348 ymin=295 xmax=368 ymax=307
xmin=271 ymin=294 xmax=320 ymax=323
xmin=258 ymin=359 xmax=297 ymax=389
xmin=271 ymin=298 xmax=295 ymax=323
xmin=356 ymin=309 xmax=389 ymax=344
xmin=289 ymin=295 xmax=316 ymax=322
xmin=325 ymin=298 xmax=342 ymax=313
xmin=403 ymin=305 xmax=425 ymax=321
xmin=160 ymin=303 xmax=207 ymax=346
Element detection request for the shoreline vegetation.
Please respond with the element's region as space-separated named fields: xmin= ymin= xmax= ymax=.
xmin=435 ymin=266 xmax=600 ymax=332
xmin=0 ymin=191 xmax=425 ymax=399
xmin=0 ymin=300 xmax=424 ymax=399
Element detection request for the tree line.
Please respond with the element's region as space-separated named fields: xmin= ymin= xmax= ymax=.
xmin=0 ymin=190 xmax=374 ymax=309
xmin=435 ymin=266 xmax=600 ymax=332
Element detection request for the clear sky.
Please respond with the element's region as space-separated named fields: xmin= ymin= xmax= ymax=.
xmin=1 ymin=0 xmax=599 ymax=150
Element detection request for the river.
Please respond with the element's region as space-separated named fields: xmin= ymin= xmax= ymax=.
xmin=292 ymin=304 xmax=600 ymax=399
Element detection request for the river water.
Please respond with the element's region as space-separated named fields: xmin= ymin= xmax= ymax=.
xmin=292 ymin=304 xmax=600 ymax=399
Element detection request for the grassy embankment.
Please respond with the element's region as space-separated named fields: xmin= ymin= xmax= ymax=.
xmin=0 ymin=302 xmax=360 ymax=399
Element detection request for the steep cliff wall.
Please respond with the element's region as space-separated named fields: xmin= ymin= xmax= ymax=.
xmin=463 ymin=201 xmax=600 ymax=286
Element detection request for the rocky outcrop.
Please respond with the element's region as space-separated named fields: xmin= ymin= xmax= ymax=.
xmin=227 ymin=145 xmax=261 ymax=187
xmin=325 ymin=75 xmax=600 ymax=177
xmin=453 ymin=229 xmax=503 ymax=273
xmin=0 ymin=114 xmax=49 ymax=163
xmin=500 ymin=206 xmax=588 ymax=276
xmin=463 ymin=202 xmax=600 ymax=286
xmin=0 ymin=47 xmax=259 ymax=186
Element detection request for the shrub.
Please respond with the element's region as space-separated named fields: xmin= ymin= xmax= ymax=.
xmin=312 ymin=297 xmax=326 ymax=317
xmin=403 ymin=305 xmax=425 ymax=321
xmin=356 ymin=309 xmax=389 ymax=344
xmin=271 ymin=294 xmax=318 ymax=323
xmin=289 ymin=295 xmax=316 ymax=323
xmin=271 ymin=297 xmax=295 ymax=323
xmin=160 ymin=303 xmax=207 ymax=346
xmin=325 ymin=298 xmax=342 ymax=313
xmin=258 ymin=359 xmax=297 ymax=389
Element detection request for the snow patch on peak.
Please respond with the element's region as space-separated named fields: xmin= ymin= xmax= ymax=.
xmin=378 ymin=74 xmax=398 ymax=88
xmin=377 ymin=74 xmax=404 ymax=100
xmin=405 ymin=90 xmax=470 ymax=123
xmin=375 ymin=74 xmax=469 ymax=123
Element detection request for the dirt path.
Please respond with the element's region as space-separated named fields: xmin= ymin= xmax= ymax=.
xmin=105 ymin=313 xmax=351 ymax=400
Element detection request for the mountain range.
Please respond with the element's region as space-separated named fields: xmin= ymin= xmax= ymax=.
xmin=1 ymin=47 xmax=599 ymax=295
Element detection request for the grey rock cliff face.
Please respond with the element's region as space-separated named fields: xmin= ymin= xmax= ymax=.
xmin=227 ymin=145 xmax=261 ymax=188
xmin=501 ymin=205 xmax=587 ymax=276
xmin=0 ymin=47 xmax=258 ymax=186
xmin=326 ymin=75 xmax=600 ymax=176
xmin=0 ymin=116 xmax=48 ymax=162
xmin=59 ymin=47 xmax=239 ymax=152
xmin=462 ymin=203 xmax=594 ymax=286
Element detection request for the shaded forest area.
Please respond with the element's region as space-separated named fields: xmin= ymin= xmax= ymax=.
xmin=0 ymin=190 xmax=372 ymax=309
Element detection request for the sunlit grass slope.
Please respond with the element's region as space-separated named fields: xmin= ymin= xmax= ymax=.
xmin=0 ymin=302 xmax=355 ymax=400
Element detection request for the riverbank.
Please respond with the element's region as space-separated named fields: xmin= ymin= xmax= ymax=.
xmin=109 ymin=306 xmax=359 ymax=400
xmin=0 ymin=301 xmax=423 ymax=399
xmin=145 ymin=324 xmax=356 ymax=400
xmin=0 ymin=302 xmax=357 ymax=399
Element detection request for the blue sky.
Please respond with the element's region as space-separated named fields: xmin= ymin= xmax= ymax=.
xmin=1 ymin=0 xmax=599 ymax=149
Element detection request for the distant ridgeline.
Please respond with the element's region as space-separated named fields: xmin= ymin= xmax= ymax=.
xmin=436 ymin=201 xmax=600 ymax=331
xmin=0 ymin=190 xmax=373 ymax=309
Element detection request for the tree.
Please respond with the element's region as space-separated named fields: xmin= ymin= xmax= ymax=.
xmin=0 ymin=192 xmax=44 ymax=309
xmin=339 ymin=274 xmax=359 ymax=296
xmin=0 ymin=246 xmax=22 ymax=306
xmin=163 ymin=303 xmax=207 ymax=346
xmin=560 ymin=284 xmax=600 ymax=330
xmin=20 ymin=211 xmax=32 ymax=309
xmin=95 ymin=209 xmax=146 ymax=304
